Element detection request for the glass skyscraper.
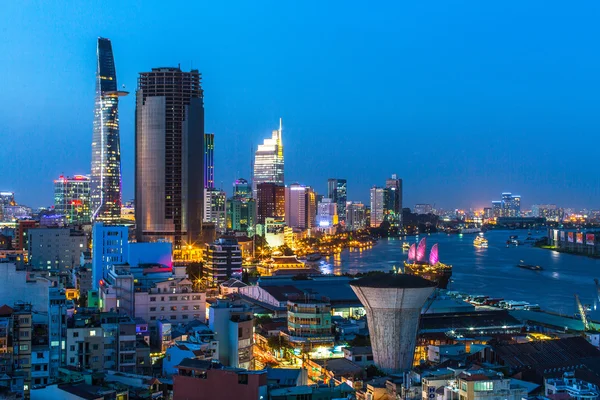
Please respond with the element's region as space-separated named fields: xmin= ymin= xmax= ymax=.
xmin=54 ymin=175 xmax=91 ymax=224
xmin=91 ymin=37 xmax=127 ymax=222
xmin=327 ymin=178 xmax=347 ymax=223
xmin=135 ymin=67 xmax=205 ymax=247
xmin=252 ymin=119 xmax=284 ymax=197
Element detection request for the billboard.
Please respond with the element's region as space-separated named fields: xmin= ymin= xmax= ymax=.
xmin=568 ymin=232 xmax=574 ymax=243
xmin=587 ymin=233 xmax=595 ymax=246
xmin=576 ymin=233 xmax=584 ymax=244
xmin=560 ymin=231 xmax=565 ymax=241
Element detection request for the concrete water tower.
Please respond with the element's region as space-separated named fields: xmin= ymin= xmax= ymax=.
xmin=350 ymin=273 xmax=436 ymax=373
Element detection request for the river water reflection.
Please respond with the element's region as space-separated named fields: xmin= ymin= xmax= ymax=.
xmin=318 ymin=230 xmax=600 ymax=319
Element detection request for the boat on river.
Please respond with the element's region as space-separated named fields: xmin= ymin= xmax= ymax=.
xmin=404 ymin=239 xmax=452 ymax=289
xmin=517 ymin=261 xmax=543 ymax=271
xmin=473 ymin=235 xmax=488 ymax=248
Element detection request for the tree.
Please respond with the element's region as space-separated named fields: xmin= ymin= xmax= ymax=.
xmin=277 ymin=244 xmax=294 ymax=256
xmin=366 ymin=364 xmax=385 ymax=378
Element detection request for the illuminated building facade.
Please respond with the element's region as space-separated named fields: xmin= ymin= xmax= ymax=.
xmin=204 ymin=238 xmax=242 ymax=286
xmin=204 ymin=133 xmax=214 ymax=189
xmin=203 ymin=189 xmax=227 ymax=233
xmin=385 ymin=174 xmax=403 ymax=225
xmin=227 ymin=198 xmax=256 ymax=234
xmin=317 ymin=198 xmax=338 ymax=228
xmin=327 ymin=179 xmax=347 ymax=224
xmin=370 ymin=187 xmax=386 ymax=227
xmin=252 ymin=119 xmax=284 ymax=197
xmin=490 ymin=193 xmax=521 ymax=218
xmin=53 ymin=175 xmax=91 ymax=224
xmin=233 ymin=178 xmax=251 ymax=200
xmin=501 ymin=192 xmax=521 ymax=217
xmin=285 ymin=184 xmax=316 ymax=230
xmin=91 ymin=37 xmax=127 ymax=223
xmin=492 ymin=201 xmax=502 ymax=217
xmin=256 ymin=182 xmax=285 ymax=224
xmin=135 ymin=67 xmax=205 ymax=247
xmin=346 ymin=202 xmax=366 ymax=231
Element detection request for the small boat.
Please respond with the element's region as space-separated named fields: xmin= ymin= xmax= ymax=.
xmin=517 ymin=261 xmax=543 ymax=271
xmin=473 ymin=235 xmax=488 ymax=248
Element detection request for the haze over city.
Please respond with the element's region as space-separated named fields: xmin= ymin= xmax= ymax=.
xmin=2 ymin=1 xmax=600 ymax=209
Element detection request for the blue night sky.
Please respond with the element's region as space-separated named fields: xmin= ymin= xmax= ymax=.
xmin=1 ymin=1 xmax=599 ymax=210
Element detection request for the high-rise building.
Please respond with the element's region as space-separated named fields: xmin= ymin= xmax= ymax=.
xmin=501 ymin=192 xmax=521 ymax=217
xmin=135 ymin=67 xmax=205 ymax=247
xmin=203 ymin=189 xmax=227 ymax=234
xmin=233 ymin=178 xmax=251 ymax=200
xmin=491 ymin=193 xmax=521 ymax=218
xmin=385 ymin=174 xmax=403 ymax=225
xmin=285 ymin=184 xmax=316 ymax=230
xmin=370 ymin=187 xmax=386 ymax=227
xmin=346 ymin=202 xmax=366 ymax=231
xmin=53 ymin=175 xmax=91 ymax=224
xmin=92 ymin=223 xmax=128 ymax=290
xmin=91 ymin=37 xmax=127 ymax=223
xmin=252 ymin=119 xmax=284 ymax=197
xmin=204 ymin=238 xmax=242 ymax=287
xmin=256 ymin=183 xmax=285 ymax=225
xmin=492 ymin=201 xmax=502 ymax=217
xmin=227 ymin=198 xmax=256 ymax=234
xmin=28 ymin=227 xmax=87 ymax=271
xmin=316 ymin=198 xmax=338 ymax=228
xmin=327 ymin=179 xmax=347 ymax=224
xmin=204 ymin=133 xmax=214 ymax=189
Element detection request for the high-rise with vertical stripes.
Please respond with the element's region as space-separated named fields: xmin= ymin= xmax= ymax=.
xmin=135 ymin=67 xmax=205 ymax=248
xmin=91 ymin=38 xmax=127 ymax=223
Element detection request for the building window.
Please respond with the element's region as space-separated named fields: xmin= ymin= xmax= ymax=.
xmin=73 ymin=332 xmax=79 ymax=338
xmin=193 ymin=305 xmax=200 ymax=310
xmin=89 ymin=330 xmax=96 ymax=337
xmin=19 ymin=344 xmax=28 ymax=351
xmin=192 ymin=295 xmax=201 ymax=300
xmin=238 ymin=374 xmax=248 ymax=385
xmin=461 ymin=382 xmax=467 ymax=392
xmin=182 ymin=306 xmax=189 ymax=311
xmin=170 ymin=316 xmax=176 ymax=320
xmin=170 ymin=306 xmax=177 ymax=311
xmin=70 ymin=345 xmax=75 ymax=351
xmin=150 ymin=297 xmax=156 ymax=302
xmin=169 ymin=296 xmax=177 ymax=301
xmin=474 ymin=382 xmax=494 ymax=392
xmin=70 ymin=357 xmax=75 ymax=364
xmin=93 ymin=344 xmax=99 ymax=350
xmin=150 ymin=317 xmax=156 ymax=321
xmin=182 ymin=315 xmax=188 ymax=319
xmin=150 ymin=307 xmax=156 ymax=312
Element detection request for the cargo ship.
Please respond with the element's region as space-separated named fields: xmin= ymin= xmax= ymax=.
xmin=404 ymin=238 xmax=452 ymax=289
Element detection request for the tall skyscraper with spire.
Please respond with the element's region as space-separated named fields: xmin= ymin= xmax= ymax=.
xmin=252 ymin=119 xmax=284 ymax=198
xmin=135 ymin=67 xmax=205 ymax=248
xmin=91 ymin=37 xmax=127 ymax=222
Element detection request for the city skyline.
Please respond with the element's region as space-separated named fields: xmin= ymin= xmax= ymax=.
xmin=2 ymin=2 xmax=600 ymax=210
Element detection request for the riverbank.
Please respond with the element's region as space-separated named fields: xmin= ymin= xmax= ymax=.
xmin=536 ymin=244 xmax=600 ymax=259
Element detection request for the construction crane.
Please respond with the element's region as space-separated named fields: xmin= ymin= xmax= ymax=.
xmin=575 ymin=294 xmax=590 ymax=331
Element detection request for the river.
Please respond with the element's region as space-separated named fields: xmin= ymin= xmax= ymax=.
xmin=317 ymin=230 xmax=600 ymax=319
